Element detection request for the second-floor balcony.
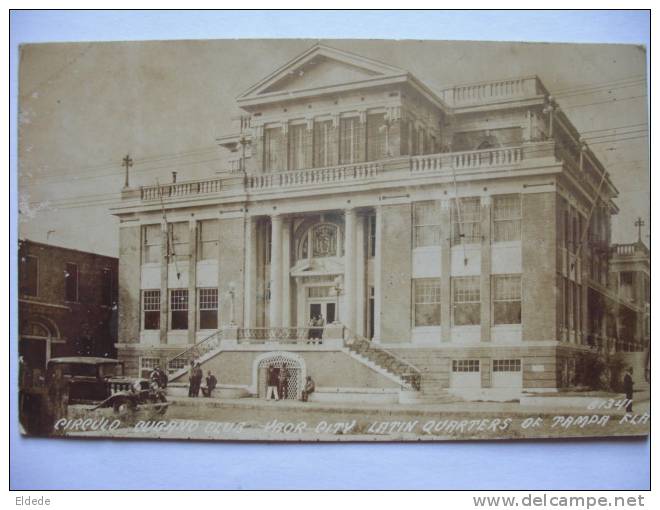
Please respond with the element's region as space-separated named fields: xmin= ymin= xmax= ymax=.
xmin=127 ymin=142 xmax=557 ymax=205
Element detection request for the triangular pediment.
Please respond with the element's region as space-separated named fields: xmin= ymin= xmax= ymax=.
xmin=238 ymin=44 xmax=407 ymax=102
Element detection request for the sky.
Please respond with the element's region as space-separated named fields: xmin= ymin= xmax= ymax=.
xmin=17 ymin=38 xmax=649 ymax=257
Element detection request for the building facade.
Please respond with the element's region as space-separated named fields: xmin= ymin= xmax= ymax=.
xmin=112 ymin=45 xmax=640 ymax=401
xmin=18 ymin=239 xmax=119 ymax=373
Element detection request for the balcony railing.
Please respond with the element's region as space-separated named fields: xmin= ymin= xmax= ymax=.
xmin=237 ymin=327 xmax=312 ymax=344
xmin=440 ymin=76 xmax=546 ymax=107
xmin=612 ymin=242 xmax=649 ymax=258
xmin=247 ymin=161 xmax=381 ymax=190
xmin=141 ymin=178 xmax=223 ymax=201
xmin=411 ymin=146 xmax=523 ymax=173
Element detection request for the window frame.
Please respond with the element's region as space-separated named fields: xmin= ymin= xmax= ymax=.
xmin=64 ymin=262 xmax=79 ymax=303
xmin=20 ymin=254 xmax=39 ymax=297
xmin=452 ymin=276 xmax=481 ymax=326
xmin=451 ymin=197 xmax=481 ymax=245
xmin=169 ymin=289 xmax=189 ymax=330
xmin=339 ymin=116 xmax=360 ymax=165
xmin=142 ymin=224 xmax=162 ymax=264
xmin=492 ymin=359 xmax=522 ymax=372
xmin=168 ymin=222 xmax=190 ymax=262
xmin=452 ymin=359 xmax=480 ymax=372
xmin=197 ymin=219 xmax=219 ymax=261
xmin=198 ymin=288 xmax=219 ymax=330
xmin=287 ymin=122 xmax=308 ymax=171
xmin=142 ymin=289 xmax=161 ymax=330
xmin=413 ymin=278 xmax=442 ymax=327
xmin=492 ymin=194 xmax=522 ymax=242
xmin=414 ymin=201 xmax=442 ymax=248
xmin=492 ymin=274 xmax=522 ymax=325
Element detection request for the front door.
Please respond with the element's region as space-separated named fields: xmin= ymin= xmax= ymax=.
xmin=308 ymin=301 xmax=335 ymax=325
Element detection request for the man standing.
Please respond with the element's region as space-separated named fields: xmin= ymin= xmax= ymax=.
xmin=278 ymin=365 xmax=288 ymax=400
xmin=623 ymin=366 xmax=634 ymax=414
xmin=187 ymin=360 xmax=195 ymax=397
xmin=266 ymin=364 xmax=279 ymax=401
xmin=302 ymin=375 xmax=315 ymax=402
xmin=205 ymin=370 xmax=218 ymax=398
xmin=191 ymin=362 xmax=204 ymax=398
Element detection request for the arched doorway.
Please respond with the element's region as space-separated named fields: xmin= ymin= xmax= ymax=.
xmin=19 ymin=319 xmax=60 ymax=371
xmin=255 ymin=352 xmax=305 ymax=400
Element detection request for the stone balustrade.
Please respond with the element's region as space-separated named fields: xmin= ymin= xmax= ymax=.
xmin=141 ymin=178 xmax=223 ymax=201
xmin=411 ymin=146 xmax=523 ymax=173
xmin=247 ymin=161 xmax=381 ymax=190
xmin=440 ymin=76 xmax=546 ymax=107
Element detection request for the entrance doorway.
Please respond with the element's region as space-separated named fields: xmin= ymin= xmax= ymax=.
xmin=308 ymin=302 xmax=335 ymax=325
xmin=257 ymin=354 xmax=303 ymax=400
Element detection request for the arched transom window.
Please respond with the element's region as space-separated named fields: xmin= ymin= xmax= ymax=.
xmin=299 ymin=222 xmax=340 ymax=259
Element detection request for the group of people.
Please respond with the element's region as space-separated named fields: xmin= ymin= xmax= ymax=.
xmin=265 ymin=363 xmax=315 ymax=402
xmin=307 ymin=313 xmax=325 ymax=343
xmin=187 ymin=361 xmax=217 ymax=398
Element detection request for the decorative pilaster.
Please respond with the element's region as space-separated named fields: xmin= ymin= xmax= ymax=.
xmin=159 ymin=220 xmax=168 ymax=344
xmin=373 ymin=205 xmax=382 ymax=342
xmin=344 ymin=208 xmax=357 ymax=331
xmin=244 ymin=216 xmax=257 ymax=328
xmin=188 ymin=218 xmax=197 ymax=344
xmin=269 ymin=214 xmax=283 ymax=327
xmin=281 ymin=218 xmax=291 ymax=327
xmin=355 ymin=215 xmax=367 ymax=336
xmin=440 ymin=199 xmax=452 ymax=343
xmin=480 ymin=196 xmax=492 ymax=343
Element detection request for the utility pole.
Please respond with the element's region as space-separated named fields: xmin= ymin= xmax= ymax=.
xmin=122 ymin=154 xmax=133 ymax=188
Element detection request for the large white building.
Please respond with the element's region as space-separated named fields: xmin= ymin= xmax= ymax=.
xmin=112 ymin=44 xmax=643 ymax=402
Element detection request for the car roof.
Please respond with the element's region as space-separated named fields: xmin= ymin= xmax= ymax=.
xmin=47 ymin=357 xmax=121 ymax=365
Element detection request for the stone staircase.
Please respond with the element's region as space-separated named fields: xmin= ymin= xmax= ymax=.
xmin=165 ymin=329 xmax=225 ymax=381
xmin=388 ymin=348 xmax=461 ymax=403
xmin=343 ymin=330 xmax=422 ymax=391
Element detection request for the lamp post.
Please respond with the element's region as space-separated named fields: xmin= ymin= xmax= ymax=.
xmin=333 ymin=276 xmax=343 ymax=324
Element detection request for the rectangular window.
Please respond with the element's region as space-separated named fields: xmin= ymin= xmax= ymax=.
xmin=140 ymin=357 xmax=161 ymax=378
xmin=451 ymin=197 xmax=481 ymax=245
xmin=142 ymin=224 xmax=162 ymax=264
xmin=414 ymin=201 xmax=442 ymax=247
xmin=65 ymin=262 xmax=79 ymax=302
xmin=493 ymin=194 xmax=521 ymax=242
xmin=198 ymin=288 xmax=218 ymax=330
xmin=168 ymin=222 xmax=190 ymax=262
xmin=170 ymin=289 xmax=189 ymax=330
xmin=288 ymin=123 xmax=307 ymax=170
xmin=20 ymin=254 xmax=38 ymax=297
xmin=339 ymin=117 xmax=360 ymax=164
xmin=101 ymin=267 xmax=113 ymax=306
xmin=142 ymin=290 xmax=161 ymax=330
xmin=493 ymin=359 xmax=521 ymax=372
xmin=366 ymin=112 xmax=387 ymax=161
xmin=313 ymin=120 xmax=334 ymax=168
xmin=308 ymin=286 xmax=332 ymax=298
xmin=414 ymin=278 xmax=441 ymax=326
xmin=368 ymin=214 xmax=376 ymax=258
xmin=492 ymin=275 xmax=522 ymax=325
xmin=198 ymin=219 xmax=219 ymax=261
xmin=264 ymin=126 xmax=284 ymax=172
xmin=452 ymin=359 xmax=480 ymax=372
xmin=452 ymin=276 xmax=480 ymax=326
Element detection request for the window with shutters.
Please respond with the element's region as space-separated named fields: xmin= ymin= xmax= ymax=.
xmin=142 ymin=224 xmax=161 ymax=264
xmin=198 ymin=220 xmax=219 ymax=261
xmin=414 ymin=278 xmax=441 ymax=326
xmin=493 ymin=194 xmax=521 ymax=242
xmin=452 ymin=276 xmax=480 ymax=326
xmin=451 ymin=197 xmax=481 ymax=245
xmin=492 ymin=275 xmax=522 ymax=325
xmin=339 ymin=117 xmax=360 ymax=164
xmin=288 ymin=123 xmax=307 ymax=170
xmin=414 ymin=201 xmax=442 ymax=247
xmin=142 ymin=290 xmax=160 ymax=330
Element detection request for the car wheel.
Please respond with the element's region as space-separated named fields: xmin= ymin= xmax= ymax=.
xmin=112 ymin=397 xmax=136 ymax=415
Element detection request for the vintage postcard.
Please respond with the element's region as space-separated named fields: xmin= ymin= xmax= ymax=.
xmin=18 ymin=39 xmax=649 ymax=441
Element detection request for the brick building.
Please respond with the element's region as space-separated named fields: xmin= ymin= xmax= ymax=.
xmin=18 ymin=239 xmax=119 ymax=372
xmin=112 ymin=45 xmax=641 ymax=401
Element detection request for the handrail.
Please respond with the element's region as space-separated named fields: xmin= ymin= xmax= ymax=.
xmin=166 ymin=329 xmax=225 ymax=373
xmin=343 ymin=328 xmax=421 ymax=390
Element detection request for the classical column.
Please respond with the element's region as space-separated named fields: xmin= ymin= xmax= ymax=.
xmin=188 ymin=218 xmax=197 ymax=345
xmin=480 ymin=196 xmax=491 ymax=343
xmin=344 ymin=208 xmax=357 ymax=331
xmin=159 ymin=220 xmax=169 ymax=344
xmin=244 ymin=216 xmax=257 ymax=328
xmin=373 ymin=205 xmax=382 ymax=342
xmin=440 ymin=199 xmax=452 ymax=343
xmin=281 ymin=218 xmax=291 ymax=327
xmin=269 ymin=214 xmax=283 ymax=327
xmin=355 ymin=214 xmax=366 ymax=336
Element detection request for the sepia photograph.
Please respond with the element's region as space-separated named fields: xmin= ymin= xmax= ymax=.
xmin=17 ymin=35 xmax=650 ymax=444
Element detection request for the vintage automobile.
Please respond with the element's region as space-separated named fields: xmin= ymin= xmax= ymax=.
xmin=46 ymin=357 xmax=167 ymax=415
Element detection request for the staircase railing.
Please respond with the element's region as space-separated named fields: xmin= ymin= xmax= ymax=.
xmin=343 ymin=329 xmax=421 ymax=391
xmin=166 ymin=329 xmax=225 ymax=374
